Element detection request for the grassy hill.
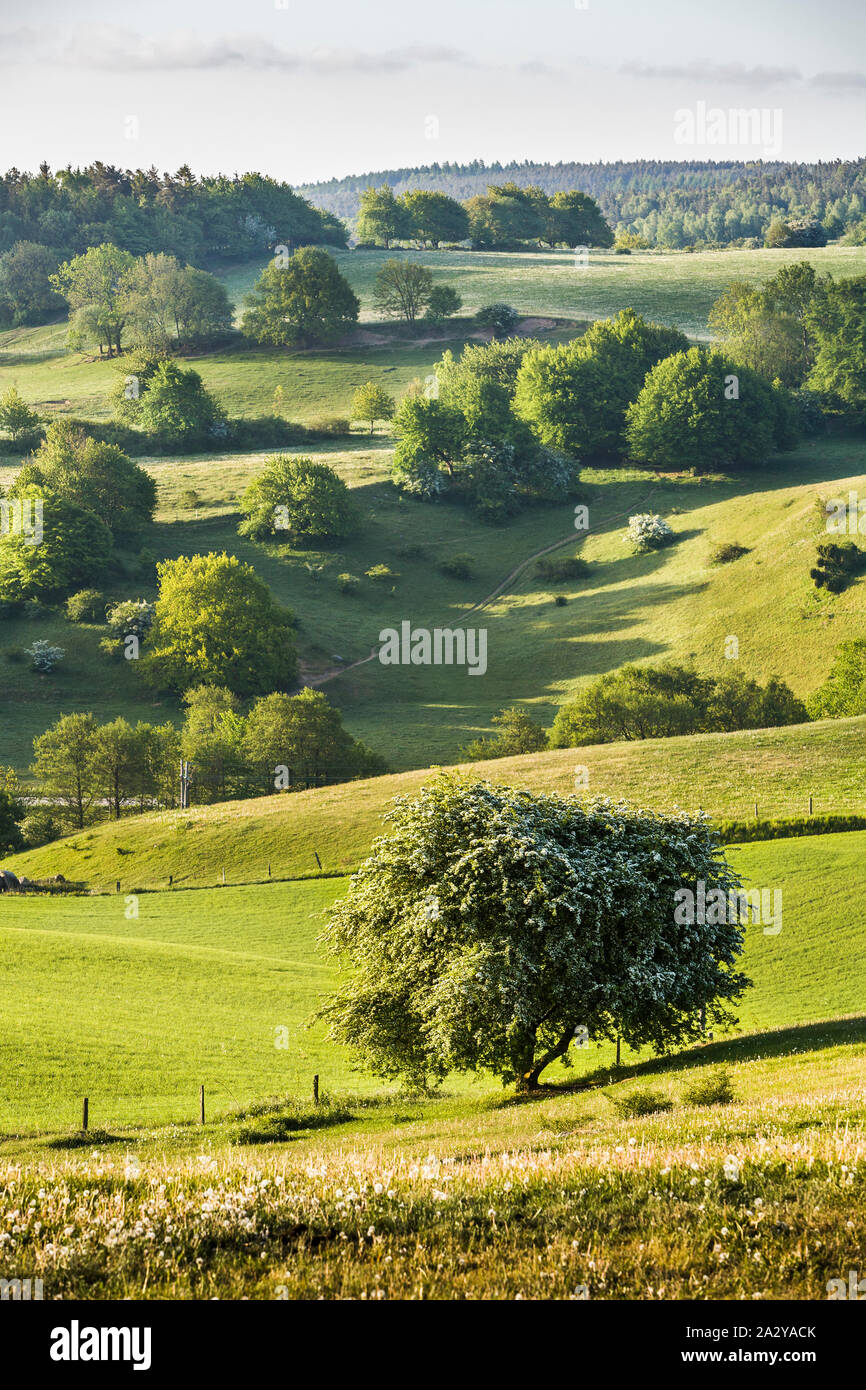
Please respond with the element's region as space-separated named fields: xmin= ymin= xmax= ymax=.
xmin=1 ymin=436 xmax=866 ymax=776
xmin=1 ymin=830 xmax=864 ymax=1133
xmin=7 ymin=713 xmax=866 ymax=893
xmin=2 ymin=246 xmax=864 ymax=431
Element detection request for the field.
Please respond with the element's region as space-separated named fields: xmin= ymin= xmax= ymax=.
xmin=1 ymin=825 xmax=864 ymax=1298
xmin=2 ymin=436 xmax=866 ymax=777
xmin=0 ymin=831 xmax=863 ymax=1133
xmin=2 ymin=245 xmax=865 ymax=431
xmin=2 ymin=239 xmax=866 ymax=1304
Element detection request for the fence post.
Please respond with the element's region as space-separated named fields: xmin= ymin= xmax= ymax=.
xmin=615 ymin=1036 xmax=621 ymax=1068
xmin=82 ymin=1097 xmax=89 ymax=1132
xmin=200 ymin=1085 xmax=205 ymax=1125
xmin=313 ymin=852 xmax=322 ymax=871
xmin=222 ymin=868 xmax=226 ymax=885
xmin=809 ymin=795 xmax=813 ymax=816
xmin=312 ymin=1075 xmax=319 ymax=1105
xmin=116 ymin=880 xmax=120 ymax=893
xmin=267 ymin=862 xmax=271 ymax=879
xmin=754 ymin=801 xmax=759 ymax=820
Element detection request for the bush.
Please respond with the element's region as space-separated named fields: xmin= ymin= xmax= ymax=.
xmin=106 ymin=599 xmax=155 ymax=639
xmin=179 ymin=489 xmax=201 ymax=510
xmin=609 ymin=1087 xmax=674 ymax=1118
xmin=683 ymin=1067 xmax=736 ymax=1107
xmin=810 ymin=540 xmax=866 ymax=594
xmin=66 ymin=588 xmax=106 ymax=623
xmin=307 ymin=416 xmax=352 ymax=437
xmin=337 ymin=572 xmax=360 ymax=594
xmin=365 ymin=563 xmax=398 ymax=584
xmin=535 ymin=554 xmax=590 ymax=583
xmin=21 ymin=808 xmax=62 ymax=847
xmin=554 ymin=594 xmax=567 ymax=606
xmin=476 ymin=303 xmax=521 ymax=338
xmin=438 ymin=553 xmax=475 ymax=580
xmin=26 ymin=639 xmax=64 ymax=672
xmin=625 ymin=513 xmax=675 ymax=551
xmin=717 ymin=814 xmax=866 ymax=843
xmin=709 ymin=542 xmax=749 ymax=565
xmin=231 ymin=1095 xmax=354 ymax=1144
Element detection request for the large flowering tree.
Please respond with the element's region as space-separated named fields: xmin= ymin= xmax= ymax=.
xmin=319 ymin=776 xmax=750 ymax=1091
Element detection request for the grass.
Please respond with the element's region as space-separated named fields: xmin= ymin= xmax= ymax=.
xmin=222 ymin=244 xmax=866 ymax=341
xmin=3 ymin=436 xmax=866 ymax=778
xmin=8 ymin=711 xmax=866 ymax=891
xmin=0 ymin=1023 xmax=862 ymax=1298
xmin=1 ymin=830 xmax=865 ymax=1134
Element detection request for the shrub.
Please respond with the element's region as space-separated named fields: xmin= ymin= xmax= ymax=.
xmin=609 ymin=1087 xmax=674 ymax=1118
xmin=810 ymin=540 xmax=866 ymax=594
xmin=476 ymin=303 xmax=520 ymax=338
xmin=718 ymin=814 xmax=866 ymax=843
xmin=239 ymin=455 xmax=357 ymax=543
xmin=26 ymin=639 xmax=64 ymax=672
xmin=554 ymin=594 xmax=567 ymax=606
xmin=307 ymin=416 xmax=352 ymax=437
xmin=438 ymin=553 xmax=475 ymax=580
xmin=106 ymin=599 xmax=155 ymax=639
xmin=365 ymin=563 xmax=397 ymax=584
xmin=337 ymin=572 xmax=360 ymax=594
xmin=179 ymin=489 xmax=201 ymax=510
xmin=683 ymin=1067 xmax=736 ymax=1107
xmin=536 ymin=554 xmax=591 ymax=583
xmin=709 ymin=542 xmax=749 ymax=565
xmin=625 ymin=513 xmax=675 ymax=551
xmin=21 ymin=808 xmax=62 ymax=847
xmin=66 ymin=588 xmax=106 ymax=623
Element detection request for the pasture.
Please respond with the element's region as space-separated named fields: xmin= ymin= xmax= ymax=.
xmin=1 ymin=831 xmax=864 ymax=1133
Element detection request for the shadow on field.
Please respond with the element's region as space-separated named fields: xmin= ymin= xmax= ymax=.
xmin=45 ymin=1129 xmax=126 ymax=1150
xmin=502 ymin=1015 xmax=866 ymax=1106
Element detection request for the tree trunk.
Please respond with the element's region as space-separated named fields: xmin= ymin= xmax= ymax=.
xmin=516 ymin=1024 xmax=577 ymax=1093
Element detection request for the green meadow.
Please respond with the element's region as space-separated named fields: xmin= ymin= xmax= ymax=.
xmin=1 ymin=831 xmax=864 ymax=1134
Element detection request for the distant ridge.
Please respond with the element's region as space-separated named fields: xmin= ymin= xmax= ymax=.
xmin=297 ymin=156 xmax=866 ymax=246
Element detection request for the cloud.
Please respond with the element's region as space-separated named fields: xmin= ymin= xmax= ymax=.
xmin=809 ymin=70 xmax=866 ymax=89
xmin=0 ymin=25 xmax=475 ymax=74
xmin=620 ymin=60 xmax=802 ymax=86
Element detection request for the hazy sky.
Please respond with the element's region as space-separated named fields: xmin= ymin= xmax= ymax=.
xmin=1 ymin=0 xmax=864 ymax=182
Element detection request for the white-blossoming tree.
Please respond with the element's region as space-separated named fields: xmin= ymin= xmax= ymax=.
xmin=318 ymin=775 xmax=750 ymax=1092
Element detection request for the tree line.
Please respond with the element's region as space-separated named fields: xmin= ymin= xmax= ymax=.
xmin=299 ymin=156 xmax=866 ymax=249
xmin=0 ymin=684 xmax=385 ymax=851
xmin=0 ymin=162 xmax=344 ymax=325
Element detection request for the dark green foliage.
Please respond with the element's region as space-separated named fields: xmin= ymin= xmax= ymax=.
xmin=609 ymin=1088 xmax=674 ymax=1118
xmin=810 ymin=540 xmax=866 ymax=594
xmin=239 ymin=456 xmax=357 ymax=544
xmin=438 ymin=553 xmax=475 ymax=580
xmin=683 ymin=1068 xmax=736 ymax=1107
xmin=718 ymin=815 xmax=866 ymax=843
xmin=241 ymin=249 xmax=359 ymax=348
xmin=535 ymin=554 xmax=591 ymax=584
xmin=65 ymin=589 xmax=106 ymax=623
xmin=460 ymin=708 xmax=549 ymax=761
xmin=709 ymin=542 xmax=749 ymax=565
xmin=551 ymin=665 xmax=808 ymax=747
xmin=625 ymin=347 xmax=799 ymax=470
xmin=515 ymin=309 xmax=689 ymax=457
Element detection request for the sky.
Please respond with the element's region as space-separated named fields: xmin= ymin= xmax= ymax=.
xmin=0 ymin=0 xmax=864 ymax=183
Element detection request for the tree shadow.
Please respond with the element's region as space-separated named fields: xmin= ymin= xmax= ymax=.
xmin=498 ymin=1015 xmax=866 ymax=1106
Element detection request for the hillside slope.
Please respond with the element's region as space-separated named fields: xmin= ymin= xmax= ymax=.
xmin=6 ymin=714 xmax=866 ymax=892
